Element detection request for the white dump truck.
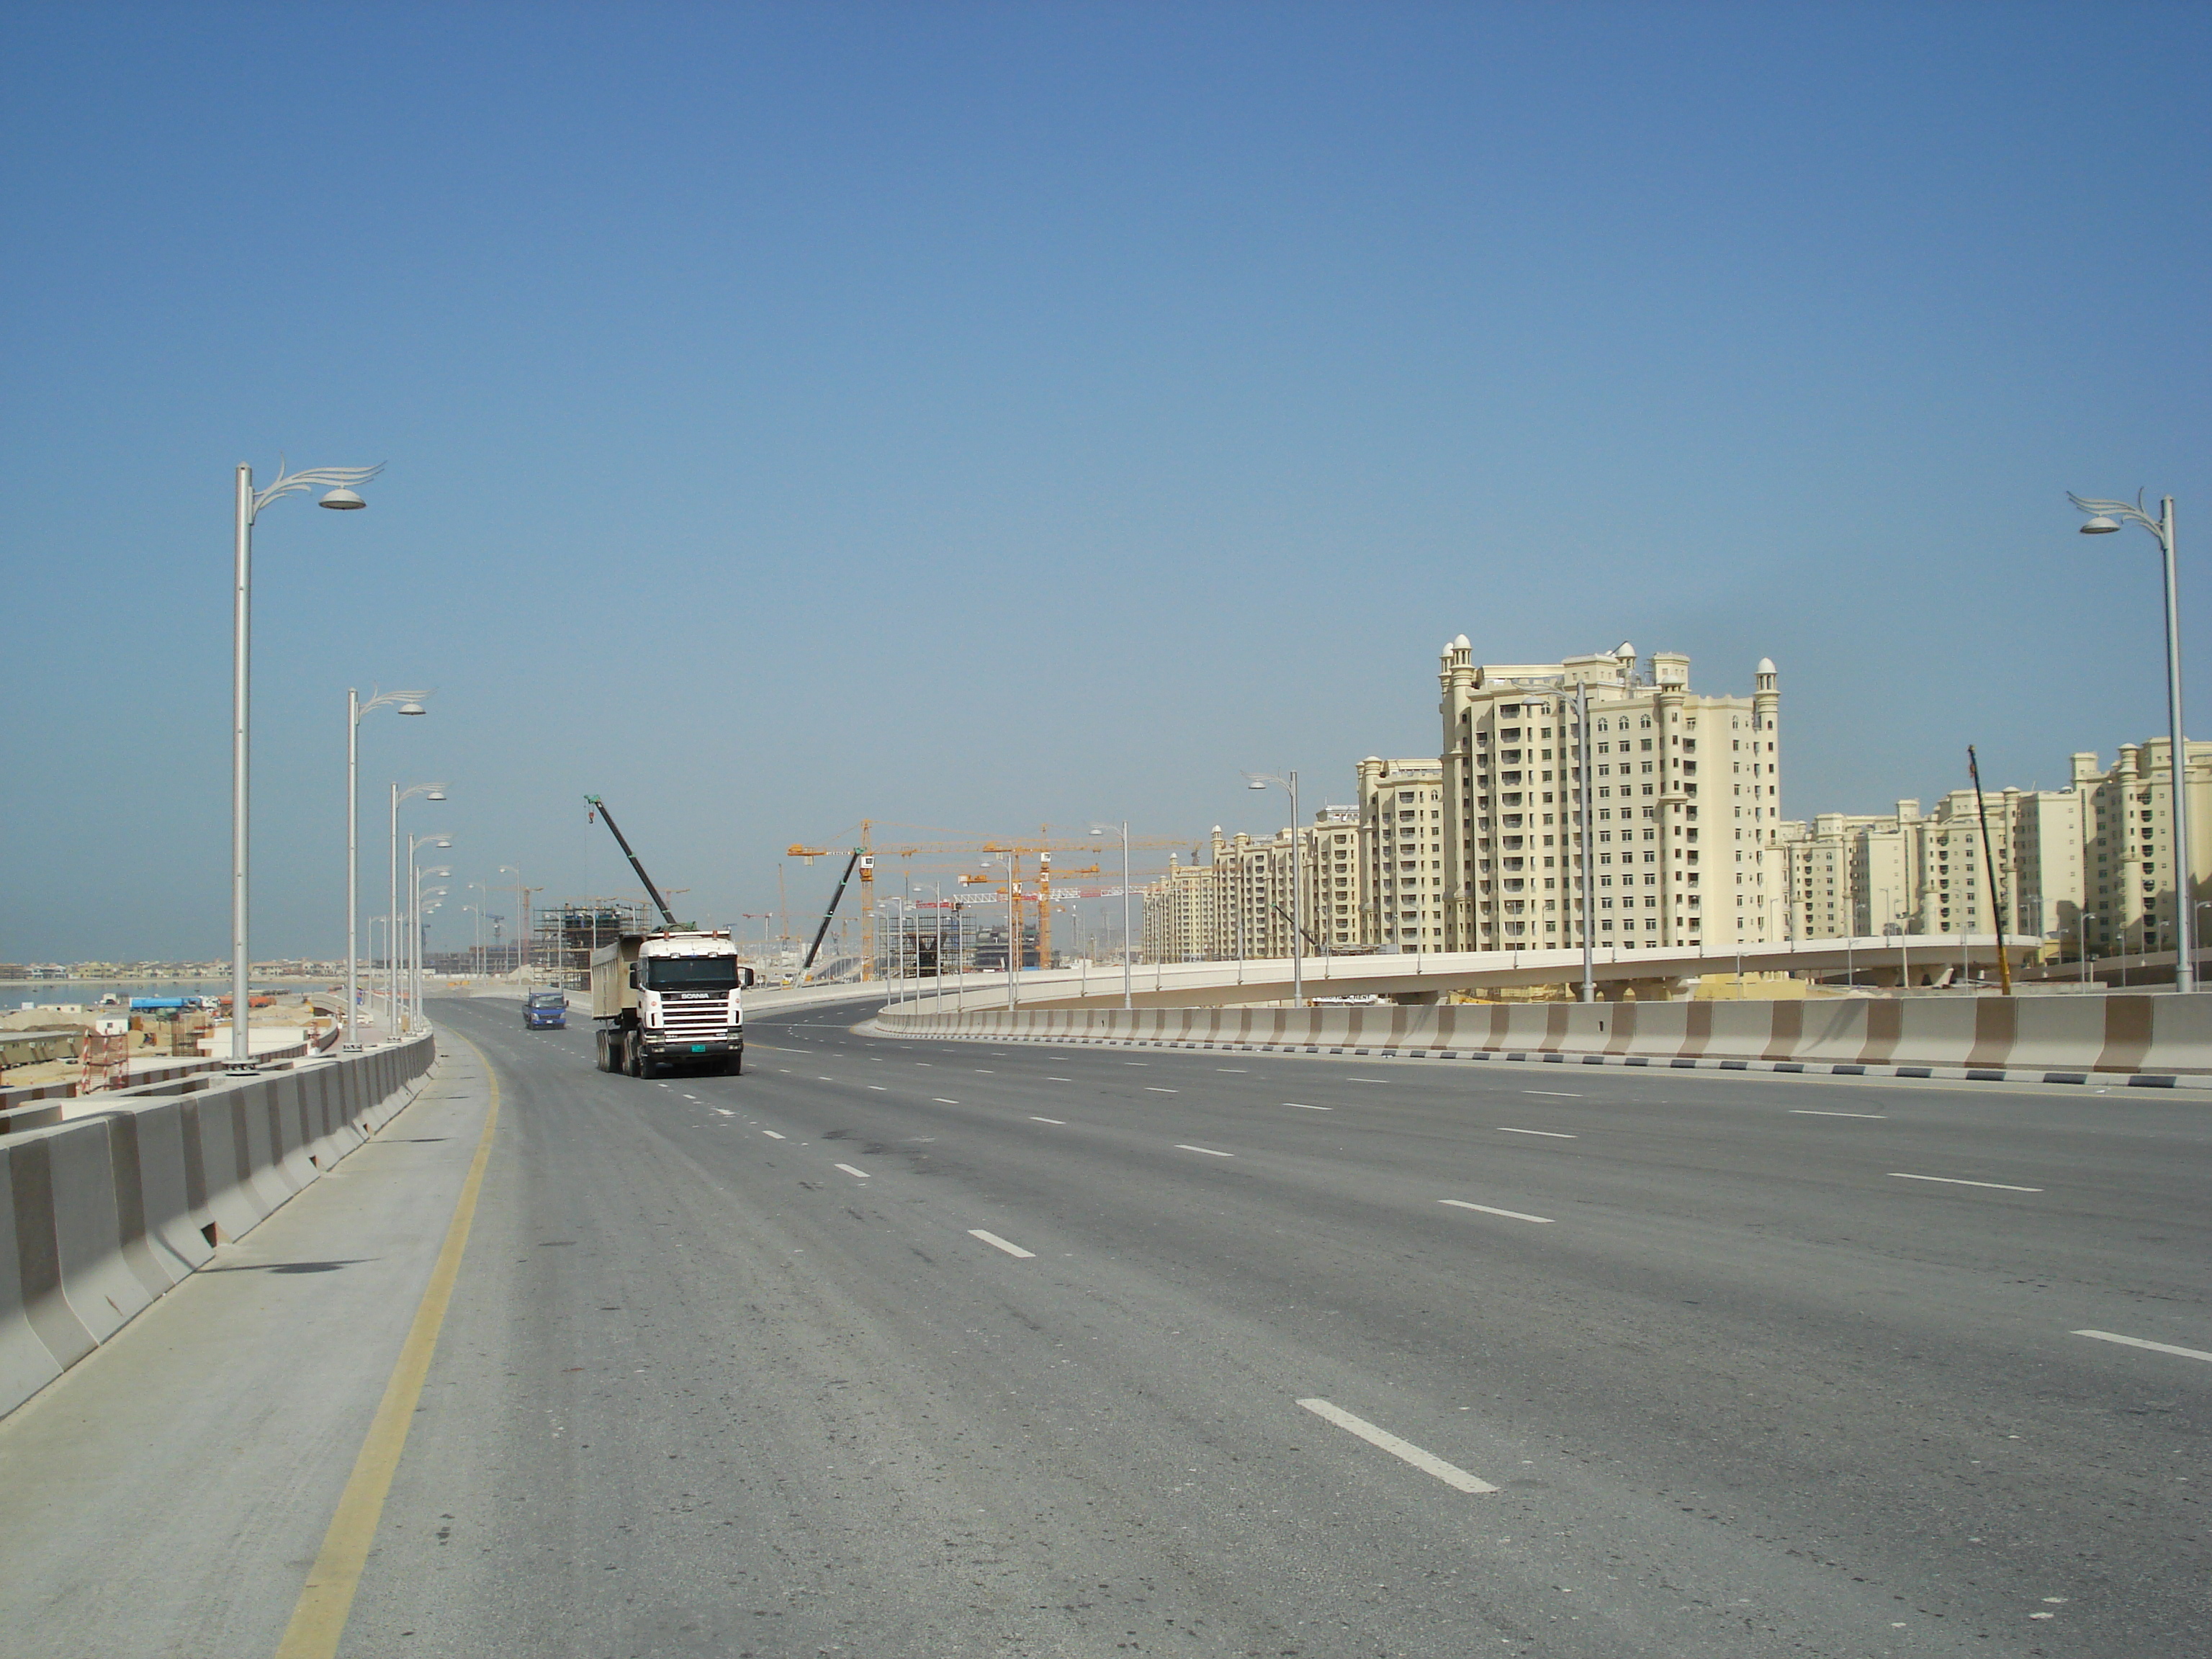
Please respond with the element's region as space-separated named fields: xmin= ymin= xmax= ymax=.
xmin=591 ymin=930 xmax=755 ymax=1077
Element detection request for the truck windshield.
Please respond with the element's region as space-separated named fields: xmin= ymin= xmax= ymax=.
xmin=642 ymin=958 xmax=739 ymax=992
xmin=528 ymin=993 xmax=565 ymax=1007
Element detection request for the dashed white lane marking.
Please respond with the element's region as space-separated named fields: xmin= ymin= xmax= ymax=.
xmin=1889 ymin=1172 xmax=2042 ymax=1192
xmin=682 ymin=1094 xmax=699 ymax=1101
xmin=2074 ymin=1329 xmax=2212 ymax=1364
xmin=1047 ymin=1076 xmax=1073 ymax=1082
xmin=1285 ymin=1102 xmax=1333 ymax=1110
xmin=1792 ymin=1108 xmax=1887 ymax=1118
xmin=1298 ymin=1398 xmax=1497 ymax=1493
xmin=1498 ymin=1127 xmax=1577 ymax=1138
xmin=1439 ymin=1198 xmax=1555 ymax=1224
xmin=1176 ymin=1144 xmax=1235 ymax=1157
xmin=932 ymin=1098 xmax=960 ymax=1105
xmin=1145 ymin=1086 xmax=1179 ymax=1094
xmin=1522 ymin=1089 xmax=1581 ymax=1097
xmin=970 ymin=1229 xmax=1036 ymax=1259
xmin=1123 ymin=1061 xmax=1148 ymax=1066
xmin=760 ymin=1130 xmax=786 ymax=1140
xmin=1029 ymin=1116 xmax=1066 ymax=1125
xmin=974 ymin=1069 xmax=994 ymax=1074
xmin=834 ymin=1163 xmax=870 ymax=1179
xmin=818 ymin=1076 xmax=835 ymax=1082
xmin=714 ymin=1107 xmax=735 ymax=1117
xmin=867 ymin=1084 xmax=887 ymax=1091
xmin=1216 ymin=1068 xmax=1247 ymax=1073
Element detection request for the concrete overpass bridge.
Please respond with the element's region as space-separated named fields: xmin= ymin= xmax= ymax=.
xmin=906 ymin=934 xmax=2038 ymax=1012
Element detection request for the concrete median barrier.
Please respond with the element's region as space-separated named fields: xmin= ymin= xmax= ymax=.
xmin=871 ymin=992 xmax=2212 ymax=1086
xmin=0 ymin=1032 xmax=437 ymax=1421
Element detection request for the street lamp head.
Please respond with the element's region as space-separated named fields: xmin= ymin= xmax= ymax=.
xmin=2078 ymin=515 xmax=2122 ymax=534
xmin=1247 ymin=780 xmax=1267 ymax=791
xmin=426 ymin=788 xmax=446 ymax=799
xmin=398 ymin=701 xmax=428 ymax=716
xmin=318 ymin=487 xmax=367 ymax=510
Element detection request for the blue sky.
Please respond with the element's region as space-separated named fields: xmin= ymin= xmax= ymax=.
xmin=3 ymin=1 xmax=2208 ymax=962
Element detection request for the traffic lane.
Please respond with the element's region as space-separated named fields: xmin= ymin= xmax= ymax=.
xmin=788 ymin=1009 xmax=2212 ymax=1176
xmin=359 ymin=1002 xmax=1900 ymax=1658
xmin=740 ymin=1021 xmax=2210 ymax=1423
xmin=421 ymin=999 xmax=2166 ymax=1656
xmin=728 ymin=1019 xmax=2209 ymax=1652
xmin=759 ymin=1017 xmax=2212 ymax=1326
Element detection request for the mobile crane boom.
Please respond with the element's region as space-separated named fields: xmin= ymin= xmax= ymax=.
xmin=584 ymin=795 xmax=680 ymax=929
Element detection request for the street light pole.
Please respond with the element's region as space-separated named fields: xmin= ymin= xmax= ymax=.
xmin=229 ymin=458 xmax=382 ymax=1066
xmin=1244 ymin=776 xmax=1302 ymax=1006
xmin=389 ymin=782 xmax=445 ymax=1035
xmin=346 ymin=688 xmax=428 ymax=1048
xmin=2074 ymin=491 xmax=2194 ymax=992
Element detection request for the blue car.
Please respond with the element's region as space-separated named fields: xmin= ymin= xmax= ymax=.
xmin=524 ymin=992 xmax=567 ymax=1030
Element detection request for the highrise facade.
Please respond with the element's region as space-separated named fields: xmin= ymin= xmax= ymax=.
xmin=1435 ymin=640 xmax=1785 ymax=955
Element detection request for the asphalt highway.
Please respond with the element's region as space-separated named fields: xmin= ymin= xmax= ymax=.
xmin=311 ymin=995 xmax=2207 ymax=1658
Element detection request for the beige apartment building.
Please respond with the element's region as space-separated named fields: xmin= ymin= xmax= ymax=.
xmin=2074 ymin=739 xmax=2212 ymax=957
xmin=1140 ymin=811 xmax=1365 ymax=963
xmin=1436 ymin=640 xmax=1785 ymax=955
xmin=1359 ymin=757 xmax=1448 ymax=949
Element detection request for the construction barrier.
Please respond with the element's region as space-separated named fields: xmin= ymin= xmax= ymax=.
xmin=0 ymin=1033 xmax=437 ymax=1421
xmin=870 ymin=993 xmax=2212 ymax=1087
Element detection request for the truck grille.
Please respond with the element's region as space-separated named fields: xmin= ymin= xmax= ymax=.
xmin=660 ymin=1001 xmax=734 ymax=1040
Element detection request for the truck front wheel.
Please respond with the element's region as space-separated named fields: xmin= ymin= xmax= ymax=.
xmin=724 ymin=1050 xmax=743 ymax=1076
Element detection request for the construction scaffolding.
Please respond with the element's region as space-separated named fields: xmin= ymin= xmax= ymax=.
xmin=534 ymin=899 xmax=651 ymax=989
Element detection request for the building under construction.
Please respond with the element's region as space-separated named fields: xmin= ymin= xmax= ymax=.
xmin=534 ymin=899 xmax=651 ymax=989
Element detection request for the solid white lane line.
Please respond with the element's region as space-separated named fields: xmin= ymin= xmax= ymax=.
xmin=970 ymin=1229 xmax=1036 ymax=1259
xmin=1176 ymin=1143 xmax=1235 ymax=1157
xmin=1285 ymin=1102 xmax=1333 ymax=1111
xmin=932 ymin=1097 xmax=960 ymax=1105
xmin=834 ymin=1163 xmax=870 ymax=1179
xmin=760 ymin=1130 xmax=786 ymax=1140
xmin=1889 ymin=1172 xmax=2042 ymax=1192
xmin=1497 ymin=1127 xmax=1577 ymax=1138
xmin=1145 ymin=1086 xmax=1179 ymax=1093
xmin=1439 ymin=1199 xmax=1555 ymax=1224
xmin=1792 ymin=1109 xmax=1887 ymax=1118
xmin=2074 ymin=1329 xmax=2212 ymax=1364
xmin=1029 ymin=1116 xmax=1066 ymax=1125
xmin=1298 ymin=1398 xmax=1497 ymax=1494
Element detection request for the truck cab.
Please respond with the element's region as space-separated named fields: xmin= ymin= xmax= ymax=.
xmin=524 ymin=991 xmax=567 ymax=1030
xmin=591 ymin=930 xmax=755 ymax=1078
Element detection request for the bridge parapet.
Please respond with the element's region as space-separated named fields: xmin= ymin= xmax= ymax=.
xmin=0 ymin=1031 xmax=437 ymax=1421
xmin=871 ymin=990 xmax=2212 ymax=1087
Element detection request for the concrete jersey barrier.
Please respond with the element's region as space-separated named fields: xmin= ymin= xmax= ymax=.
xmin=868 ymin=993 xmax=2212 ymax=1087
xmin=0 ymin=1033 xmax=437 ymax=1421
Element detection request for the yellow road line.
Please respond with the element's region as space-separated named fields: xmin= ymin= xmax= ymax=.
xmin=274 ymin=1033 xmax=500 ymax=1659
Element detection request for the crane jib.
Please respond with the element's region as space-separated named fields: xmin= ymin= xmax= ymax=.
xmin=585 ymin=794 xmax=680 ymax=929
xmin=803 ymin=850 xmax=862 ymax=970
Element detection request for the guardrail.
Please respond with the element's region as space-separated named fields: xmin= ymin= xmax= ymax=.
xmin=871 ymin=993 xmax=2212 ymax=1087
xmin=0 ymin=1030 xmax=438 ymax=1420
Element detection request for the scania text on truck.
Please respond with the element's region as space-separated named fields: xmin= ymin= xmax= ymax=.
xmin=591 ymin=930 xmax=755 ymax=1077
